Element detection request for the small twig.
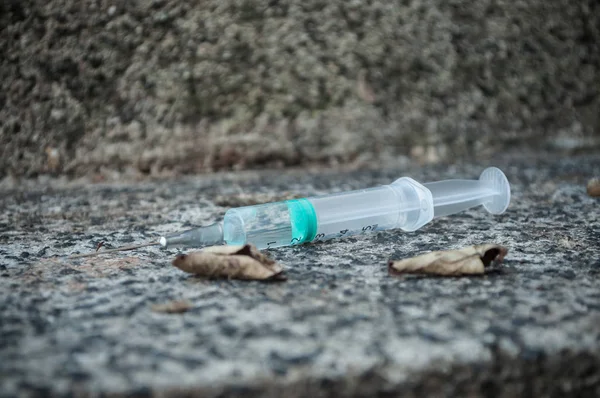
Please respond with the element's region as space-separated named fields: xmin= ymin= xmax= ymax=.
xmin=96 ymin=241 xmax=105 ymax=252
xmin=68 ymin=241 xmax=160 ymax=259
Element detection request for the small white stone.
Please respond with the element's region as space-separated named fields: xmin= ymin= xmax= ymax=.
xmin=50 ymin=108 xmax=65 ymax=121
xmin=108 ymin=5 xmax=117 ymax=16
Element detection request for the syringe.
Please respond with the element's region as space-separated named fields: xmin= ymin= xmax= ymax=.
xmin=159 ymin=167 xmax=510 ymax=250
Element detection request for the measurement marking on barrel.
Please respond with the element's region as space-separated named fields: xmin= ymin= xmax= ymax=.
xmin=362 ymin=224 xmax=378 ymax=232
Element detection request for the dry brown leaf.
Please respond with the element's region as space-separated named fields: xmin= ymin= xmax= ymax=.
xmin=151 ymin=300 xmax=192 ymax=314
xmin=172 ymin=244 xmax=286 ymax=281
xmin=388 ymin=244 xmax=508 ymax=276
xmin=45 ymin=147 xmax=60 ymax=173
xmin=587 ymin=178 xmax=600 ymax=197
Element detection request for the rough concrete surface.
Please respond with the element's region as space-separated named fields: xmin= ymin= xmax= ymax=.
xmin=1 ymin=0 xmax=600 ymax=177
xmin=1 ymin=152 xmax=599 ymax=397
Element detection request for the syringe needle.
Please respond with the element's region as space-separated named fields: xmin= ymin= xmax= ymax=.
xmin=68 ymin=241 xmax=160 ymax=259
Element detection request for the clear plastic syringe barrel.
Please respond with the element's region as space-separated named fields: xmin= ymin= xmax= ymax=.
xmin=222 ymin=167 xmax=510 ymax=250
xmin=306 ymin=177 xmax=434 ymax=242
xmin=223 ymin=200 xmax=316 ymax=249
xmin=222 ymin=177 xmax=434 ymax=249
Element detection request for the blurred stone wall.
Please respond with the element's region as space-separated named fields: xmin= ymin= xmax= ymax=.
xmin=1 ymin=0 xmax=599 ymax=177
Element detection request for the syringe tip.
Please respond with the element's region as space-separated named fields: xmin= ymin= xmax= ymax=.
xmin=159 ymin=223 xmax=224 ymax=249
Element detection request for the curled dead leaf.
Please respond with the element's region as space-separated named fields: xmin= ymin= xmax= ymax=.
xmin=172 ymin=244 xmax=286 ymax=281
xmin=45 ymin=147 xmax=60 ymax=172
xmin=151 ymin=300 xmax=192 ymax=314
xmin=587 ymin=178 xmax=600 ymax=197
xmin=388 ymin=244 xmax=508 ymax=276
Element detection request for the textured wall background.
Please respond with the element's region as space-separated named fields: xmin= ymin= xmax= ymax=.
xmin=1 ymin=0 xmax=599 ymax=177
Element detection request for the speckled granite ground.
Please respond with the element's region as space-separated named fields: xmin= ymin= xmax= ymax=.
xmin=1 ymin=153 xmax=599 ymax=397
